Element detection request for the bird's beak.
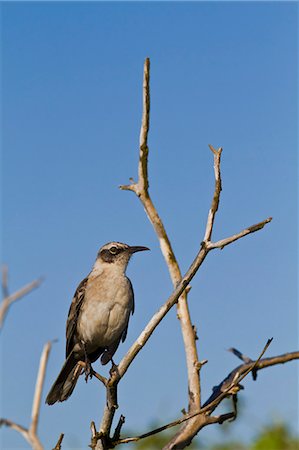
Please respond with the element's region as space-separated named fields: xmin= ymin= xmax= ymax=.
xmin=128 ymin=246 xmax=150 ymax=254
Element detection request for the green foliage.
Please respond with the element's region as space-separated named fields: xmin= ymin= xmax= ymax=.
xmin=209 ymin=443 xmax=246 ymax=450
xmin=251 ymin=423 xmax=299 ymax=450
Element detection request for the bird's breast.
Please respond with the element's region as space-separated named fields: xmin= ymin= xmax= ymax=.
xmin=77 ymin=274 xmax=132 ymax=350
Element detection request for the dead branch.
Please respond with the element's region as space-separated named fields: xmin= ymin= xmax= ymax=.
xmin=52 ymin=433 xmax=64 ymax=450
xmin=120 ymin=57 xmax=201 ymax=425
xmin=207 ymin=217 xmax=272 ymax=251
xmin=0 ymin=341 xmax=52 ymax=450
xmin=90 ymin=422 xmax=98 ymax=450
xmin=30 ymin=342 xmax=52 ymax=436
xmin=114 ymin=344 xmax=299 ymax=446
xmin=0 ymin=266 xmax=43 ymax=330
xmin=94 ymin=58 xmax=272 ymax=450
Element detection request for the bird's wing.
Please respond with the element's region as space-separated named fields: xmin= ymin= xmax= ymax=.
xmin=121 ymin=278 xmax=135 ymax=343
xmin=65 ymin=276 xmax=88 ymax=357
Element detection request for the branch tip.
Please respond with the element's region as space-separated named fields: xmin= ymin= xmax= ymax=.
xmin=53 ymin=433 xmax=64 ymax=450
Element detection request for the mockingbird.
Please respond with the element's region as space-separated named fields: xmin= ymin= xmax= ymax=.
xmin=46 ymin=242 xmax=149 ymax=405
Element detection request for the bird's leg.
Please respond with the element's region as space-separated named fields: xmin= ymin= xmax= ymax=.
xmin=109 ymin=358 xmax=118 ymax=377
xmin=80 ymin=340 xmax=93 ymax=382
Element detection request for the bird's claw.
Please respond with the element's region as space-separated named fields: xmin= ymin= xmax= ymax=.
xmin=109 ymin=359 xmax=118 ymax=377
xmin=84 ymin=361 xmax=94 ymax=383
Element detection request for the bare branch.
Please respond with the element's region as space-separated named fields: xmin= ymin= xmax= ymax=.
xmin=163 ymin=340 xmax=298 ymax=449
xmin=115 ymin=207 xmax=272 ymax=382
xmin=120 ymin=57 xmax=201 ymax=440
xmin=202 ymin=339 xmax=273 ymax=416
xmin=115 ymin=345 xmax=299 ymax=447
xmin=112 ymin=415 xmax=125 ymax=442
xmin=0 ymin=274 xmax=43 ymax=330
xmin=0 ymin=418 xmax=29 ymax=440
xmin=30 ymin=341 xmax=52 ymax=436
xmin=1 ymin=341 xmax=52 ymax=450
xmin=138 ymin=56 xmax=150 ymax=193
xmin=97 ymin=214 xmax=271 ymax=447
xmin=96 ymin=59 xmax=273 ymax=450
xmin=98 ymin=379 xmax=119 ymax=444
xmin=92 ymin=370 xmax=108 ymax=386
xmin=90 ymin=422 xmax=98 ymax=450
xmin=52 ymin=433 xmax=64 ymax=450
xmin=112 ymin=59 xmax=273 ymax=450
xmin=206 ymin=412 xmax=235 ymax=425
xmin=207 ymin=217 xmax=272 ymax=250
xmin=204 ymin=145 xmax=222 ymax=242
xmin=0 ymin=417 xmax=44 ymax=450
xmin=202 ymin=344 xmax=299 ymax=416
xmin=115 ymin=411 xmax=202 ymax=445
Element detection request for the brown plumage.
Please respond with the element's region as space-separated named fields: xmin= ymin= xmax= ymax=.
xmin=46 ymin=242 xmax=149 ymax=405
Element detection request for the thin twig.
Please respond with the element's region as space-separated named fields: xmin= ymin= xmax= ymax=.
xmin=78 ymin=361 xmax=107 ymax=386
xmin=0 ymin=274 xmax=43 ymax=330
xmin=92 ymin=370 xmax=108 ymax=386
xmin=207 ymin=217 xmax=272 ymax=250
xmin=0 ymin=418 xmax=29 ymax=440
xmin=90 ymin=422 xmax=98 ymax=450
xmin=52 ymin=433 xmax=64 ymax=450
xmin=112 ymin=415 xmax=125 ymax=442
xmin=138 ymin=56 xmax=150 ymax=193
xmin=206 ymin=412 xmax=236 ymax=425
xmin=204 ymin=145 xmax=222 ymax=242
xmin=0 ymin=417 xmax=43 ymax=450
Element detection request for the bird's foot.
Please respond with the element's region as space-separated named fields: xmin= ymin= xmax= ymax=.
xmin=80 ymin=340 xmax=93 ymax=383
xmin=109 ymin=359 xmax=118 ymax=377
xmin=84 ymin=360 xmax=93 ymax=383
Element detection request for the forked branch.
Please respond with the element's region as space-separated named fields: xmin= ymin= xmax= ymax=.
xmin=0 ymin=265 xmax=43 ymax=330
xmin=95 ymin=58 xmax=272 ymax=449
xmin=120 ymin=57 xmax=201 ymax=420
xmin=0 ymin=341 xmax=52 ymax=450
xmin=114 ymin=344 xmax=299 ymax=445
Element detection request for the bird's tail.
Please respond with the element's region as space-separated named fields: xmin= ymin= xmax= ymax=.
xmin=46 ymin=352 xmax=82 ymax=405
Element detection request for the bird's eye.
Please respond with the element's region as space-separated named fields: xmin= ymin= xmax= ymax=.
xmin=109 ymin=246 xmax=118 ymax=255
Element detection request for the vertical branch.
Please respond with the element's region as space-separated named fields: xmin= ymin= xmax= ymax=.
xmin=120 ymin=58 xmax=201 ymax=417
xmin=30 ymin=341 xmax=52 ymax=436
xmin=138 ymin=57 xmax=150 ymax=193
xmin=204 ymin=145 xmax=222 ymax=242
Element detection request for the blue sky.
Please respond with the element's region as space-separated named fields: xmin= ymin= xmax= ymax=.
xmin=1 ymin=2 xmax=298 ymax=449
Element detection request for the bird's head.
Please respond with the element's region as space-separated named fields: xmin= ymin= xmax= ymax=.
xmin=94 ymin=242 xmax=149 ymax=273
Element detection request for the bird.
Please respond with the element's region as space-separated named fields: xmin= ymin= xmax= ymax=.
xmin=46 ymin=242 xmax=149 ymax=405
